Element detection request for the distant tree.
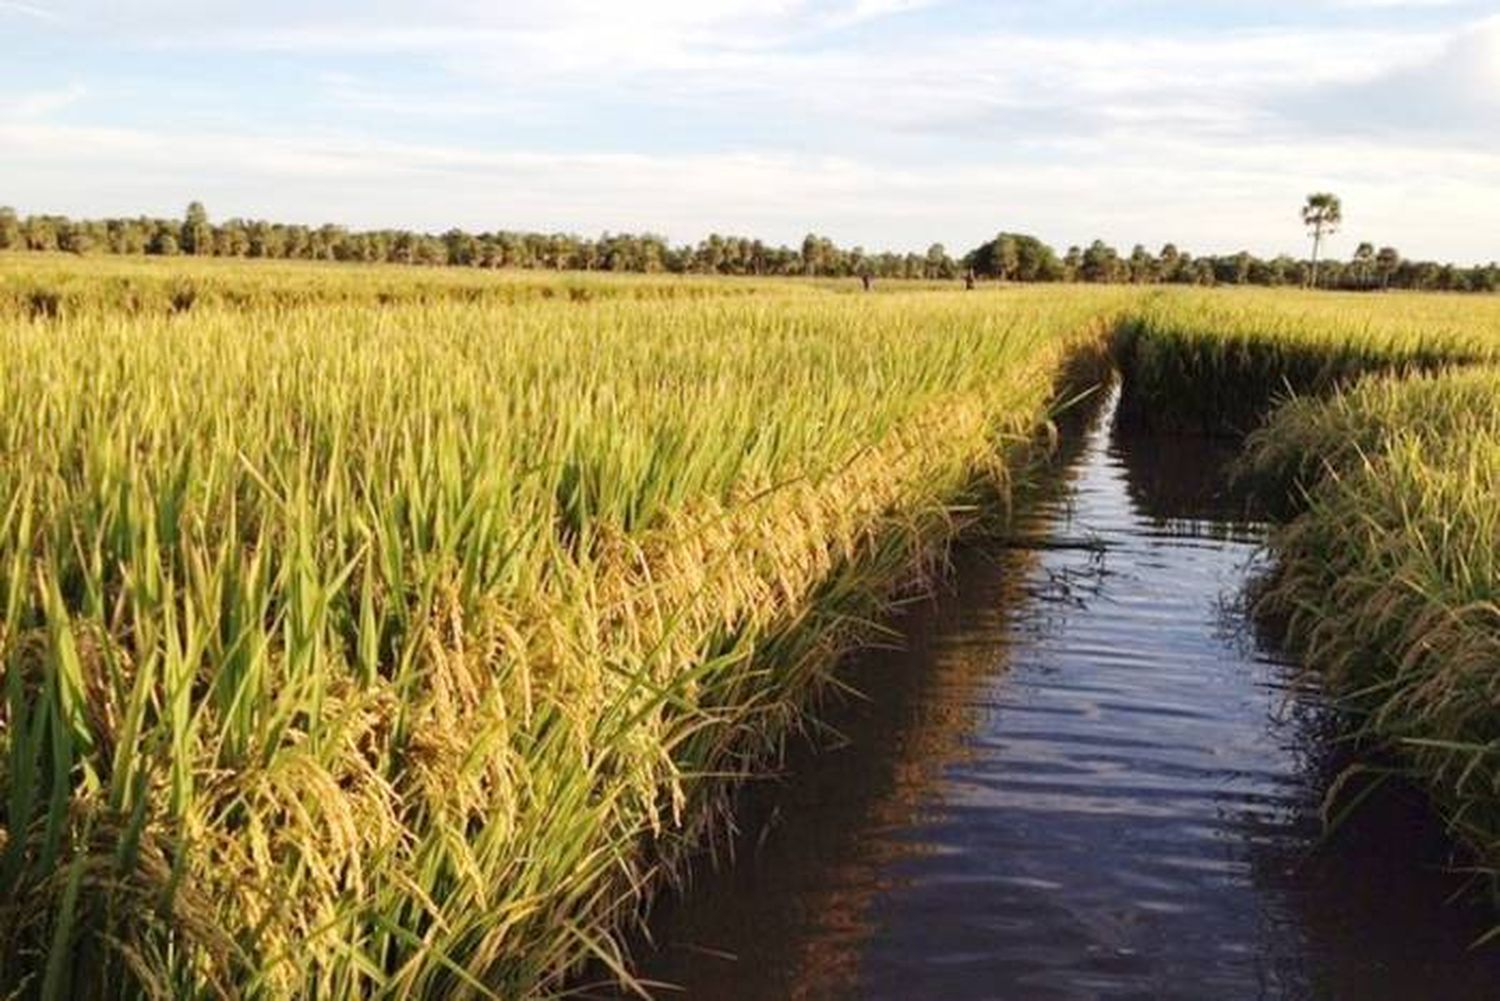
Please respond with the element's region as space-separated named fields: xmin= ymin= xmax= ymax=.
xmin=696 ymin=233 xmax=727 ymax=273
xmin=181 ymin=201 xmax=212 ymax=256
xmin=1352 ymin=241 xmax=1375 ymax=289
xmin=1410 ymin=260 xmax=1441 ymax=290
xmin=1159 ymin=244 xmax=1191 ymax=283
xmin=1232 ymin=251 xmax=1252 ymax=285
xmin=578 ymin=239 xmax=601 ymax=272
xmin=1267 ymin=255 xmax=1299 ymax=286
xmin=59 ymin=221 xmax=94 ymax=255
xmin=1375 ymin=246 xmax=1401 ymax=290
xmin=1015 ymin=235 xmax=1063 ymax=281
xmin=217 ymin=219 xmax=250 ymax=257
xmin=24 ymin=216 xmax=59 ymax=251
xmin=0 ymin=206 xmax=18 ymax=250
xmin=961 ymin=233 xmax=1061 ymax=282
xmin=1301 ymin=192 xmax=1342 ymax=288
xmin=9 ymin=198 xmax=1499 ymax=294
xmin=994 ymin=234 xmax=1020 ymax=280
xmin=638 ymin=235 xmax=671 ymax=273
xmin=413 ymin=236 xmax=446 ymax=266
xmin=443 ymin=228 xmax=480 ymax=266
xmin=1062 ymin=245 xmax=1082 ymax=281
xmin=801 ymin=233 xmax=821 ymax=276
xmin=749 ymin=238 xmax=769 ymax=275
xmin=285 ymin=225 xmax=312 ymax=259
xmin=1128 ymin=244 xmax=1155 ymax=283
xmin=247 ymin=221 xmax=284 ymax=259
xmin=107 ymin=218 xmax=149 ymax=254
xmin=849 ymin=245 xmax=869 ymax=279
xmin=1079 ymin=240 xmax=1120 ymax=283
xmin=924 ymin=242 xmax=953 ymax=280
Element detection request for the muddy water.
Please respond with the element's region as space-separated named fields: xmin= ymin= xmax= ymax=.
xmin=614 ymin=392 xmax=1500 ymax=1001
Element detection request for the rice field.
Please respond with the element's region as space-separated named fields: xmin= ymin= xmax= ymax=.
xmin=0 ymin=255 xmax=1497 ymax=998
xmin=0 ymin=253 xmax=810 ymax=320
xmin=0 ymin=254 xmax=962 ymax=321
xmin=1114 ymin=288 xmax=1500 ymax=434
xmin=1239 ymin=365 xmax=1500 ymax=912
xmin=0 ymin=260 xmax=1125 ymax=998
xmin=1124 ymin=290 xmax=1500 ymax=918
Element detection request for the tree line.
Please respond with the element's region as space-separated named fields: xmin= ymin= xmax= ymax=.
xmin=1 ymin=201 xmax=1494 ymax=293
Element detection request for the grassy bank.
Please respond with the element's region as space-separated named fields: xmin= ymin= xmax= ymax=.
xmin=0 ymin=283 xmax=1123 ymax=998
xmin=1238 ymin=368 xmax=1500 ymax=893
xmin=1125 ymin=292 xmax=1500 ymax=902
xmin=1113 ymin=290 xmax=1500 ymax=434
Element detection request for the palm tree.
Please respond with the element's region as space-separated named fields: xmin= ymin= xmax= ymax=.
xmin=1301 ymin=192 xmax=1342 ymax=288
xmin=1376 ymin=246 xmax=1401 ymax=290
xmin=1353 ymin=241 xmax=1375 ymax=289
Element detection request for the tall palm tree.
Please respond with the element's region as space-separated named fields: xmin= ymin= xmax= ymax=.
xmin=1301 ymin=192 xmax=1342 ymax=288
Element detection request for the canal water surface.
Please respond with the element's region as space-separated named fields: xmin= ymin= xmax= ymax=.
xmin=615 ymin=392 xmax=1500 ymax=1001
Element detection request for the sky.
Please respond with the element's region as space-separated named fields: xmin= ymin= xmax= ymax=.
xmin=4 ymin=0 xmax=1498 ymax=262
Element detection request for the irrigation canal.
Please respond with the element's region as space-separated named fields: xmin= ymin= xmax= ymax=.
xmin=608 ymin=388 xmax=1500 ymax=1001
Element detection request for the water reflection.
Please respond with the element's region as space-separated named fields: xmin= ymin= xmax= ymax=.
xmin=610 ymin=390 xmax=1500 ymax=1000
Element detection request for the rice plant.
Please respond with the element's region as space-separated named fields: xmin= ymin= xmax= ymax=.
xmin=1132 ymin=291 xmax=1500 ymax=908
xmin=0 ymin=276 xmax=1125 ymax=999
xmin=3 ymin=254 xmax=1498 ymax=998
xmin=1115 ymin=288 xmax=1500 ymax=433
xmin=1240 ymin=367 xmax=1500 ymax=896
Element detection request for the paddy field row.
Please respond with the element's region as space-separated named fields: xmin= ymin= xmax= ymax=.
xmin=0 ymin=256 xmax=1496 ymax=997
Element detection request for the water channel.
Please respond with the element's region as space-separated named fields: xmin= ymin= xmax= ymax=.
xmin=611 ymin=389 xmax=1500 ymax=1001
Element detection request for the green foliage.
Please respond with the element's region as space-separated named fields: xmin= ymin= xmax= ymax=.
xmin=180 ymin=201 xmax=212 ymax=257
xmin=0 ymin=208 xmax=19 ymax=251
xmin=963 ymin=232 xmax=1062 ymax=282
xmin=2 ymin=202 xmax=1496 ymax=290
xmin=1301 ymin=192 xmax=1343 ymax=288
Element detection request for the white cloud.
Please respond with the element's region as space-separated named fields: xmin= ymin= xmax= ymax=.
xmin=0 ymin=83 xmax=86 ymax=118
xmin=0 ymin=0 xmax=64 ymax=21
xmin=83 ymin=1 xmax=871 ymax=56
xmin=7 ymin=3 xmax=1496 ymax=261
xmin=822 ymin=0 xmax=940 ymax=29
xmin=1272 ymin=15 xmax=1500 ymax=144
xmin=1328 ymin=0 xmax=1470 ymax=7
